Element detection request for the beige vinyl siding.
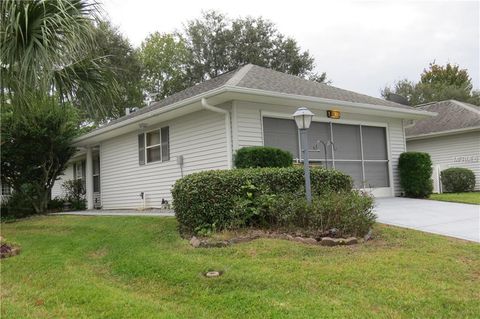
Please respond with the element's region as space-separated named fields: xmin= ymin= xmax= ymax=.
xmin=51 ymin=165 xmax=74 ymax=198
xmin=234 ymin=101 xmax=406 ymax=196
xmin=100 ymin=109 xmax=228 ymax=209
xmin=407 ymin=131 xmax=480 ymax=190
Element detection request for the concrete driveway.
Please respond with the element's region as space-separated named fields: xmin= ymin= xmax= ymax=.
xmin=374 ymin=197 xmax=479 ymax=242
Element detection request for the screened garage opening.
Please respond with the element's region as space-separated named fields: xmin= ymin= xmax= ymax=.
xmin=263 ymin=117 xmax=390 ymax=189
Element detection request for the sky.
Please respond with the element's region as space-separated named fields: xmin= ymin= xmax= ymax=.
xmin=102 ymin=0 xmax=480 ymax=98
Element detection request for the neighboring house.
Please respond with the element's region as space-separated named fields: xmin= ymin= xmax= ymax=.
xmin=52 ymin=64 xmax=434 ymax=209
xmin=406 ymin=100 xmax=480 ymax=192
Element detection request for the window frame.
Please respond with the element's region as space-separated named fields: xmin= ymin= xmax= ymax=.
xmin=140 ymin=126 xmax=170 ymax=165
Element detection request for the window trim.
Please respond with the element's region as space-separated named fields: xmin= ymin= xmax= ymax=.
xmin=140 ymin=126 xmax=170 ymax=165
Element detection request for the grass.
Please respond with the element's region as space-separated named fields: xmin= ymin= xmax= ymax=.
xmin=429 ymin=192 xmax=480 ymax=205
xmin=1 ymin=216 xmax=479 ymax=319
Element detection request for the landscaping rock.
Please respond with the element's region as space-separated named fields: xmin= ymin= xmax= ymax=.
xmin=320 ymin=237 xmax=336 ymax=246
xmin=345 ymin=237 xmax=358 ymax=245
xmin=334 ymin=238 xmax=346 ymax=245
xmin=286 ymin=234 xmax=294 ymax=241
xmin=294 ymin=236 xmax=305 ymax=243
xmin=190 ymin=236 xmax=201 ymax=248
xmin=303 ymin=238 xmax=318 ymax=245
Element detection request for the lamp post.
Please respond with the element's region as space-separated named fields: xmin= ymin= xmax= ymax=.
xmin=293 ymin=107 xmax=314 ymax=204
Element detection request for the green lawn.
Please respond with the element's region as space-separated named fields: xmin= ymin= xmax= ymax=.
xmin=429 ymin=192 xmax=480 ymax=205
xmin=1 ymin=216 xmax=479 ymax=319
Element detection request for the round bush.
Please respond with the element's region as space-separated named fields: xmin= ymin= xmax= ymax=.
xmin=441 ymin=168 xmax=476 ymax=193
xmin=398 ymin=152 xmax=433 ymax=198
xmin=172 ymin=167 xmax=353 ymax=235
xmin=234 ymin=146 xmax=293 ymax=168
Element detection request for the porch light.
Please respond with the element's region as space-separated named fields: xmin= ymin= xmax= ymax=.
xmin=293 ymin=107 xmax=314 ymax=204
xmin=327 ymin=110 xmax=341 ymax=119
xmin=293 ymin=107 xmax=314 ymax=130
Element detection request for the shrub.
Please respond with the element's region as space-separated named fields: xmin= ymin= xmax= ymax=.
xmin=398 ymin=152 xmax=433 ymax=198
xmin=234 ymin=146 xmax=293 ymax=168
xmin=62 ymin=180 xmax=87 ymax=210
xmin=258 ymin=190 xmax=375 ymax=237
xmin=1 ymin=190 xmax=35 ymax=220
xmin=172 ymin=167 xmax=353 ymax=234
xmin=441 ymin=168 xmax=476 ymax=193
xmin=48 ymin=197 xmax=65 ymax=211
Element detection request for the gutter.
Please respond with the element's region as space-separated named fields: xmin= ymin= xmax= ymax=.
xmin=201 ymin=98 xmax=233 ymax=169
xmin=74 ymin=85 xmax=436 ymax=144
xmin=74 ymin=86 xmax=229 ymax=144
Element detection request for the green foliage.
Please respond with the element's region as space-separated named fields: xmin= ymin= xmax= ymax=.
xmin=1 ymin=96 xmax=79 ymax=213
xmin=62 ymin=179 xmax=87 ymax=210
xmin=440 ymin=168 xmax=476 ymax=193
xmin=0 ymin=0 xmax=119 ymax=118
xmin=398 ymin=152 xmax=433 ymax=198
xmin=139 ymin=32 xmax=191 ymax=100
xmin=250 ymin=191 xmax=375 ymax=237
xmin=382 ymin=62 xmax=479 ymax=106
xmin=0 ymin=190 xmax=35 ymax=220
xmin=234 ymin=146 xmax=293 ymax=168
xmin=172 ymin=167 xmax=353 ymax=234
xmin=91 ymin=20 xmax=145 ymax=120
xmin=183 ymin=11 xmax=318 ymax=81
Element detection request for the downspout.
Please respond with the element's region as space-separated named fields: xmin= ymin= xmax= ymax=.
xmin=201 ymin=98 xmax=233 ymax=169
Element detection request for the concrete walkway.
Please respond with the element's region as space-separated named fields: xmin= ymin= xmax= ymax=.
xmin=374 ymin=197 xmax=479 ymax=242
xmin=51 ymin=209 xmax=175 ymax=217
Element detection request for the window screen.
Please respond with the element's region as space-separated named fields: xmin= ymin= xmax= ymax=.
xmin=362 ymin=126 xmax=388 ymax=160
xmin=263 ymin=118 xmax=298 ymax=159
xmin=332 ymin=124 xmax=361 ymax=160
xmin=308 ymin=122 xmax=332 ymax=161
xmin=364 ymin=162 xmax=390 ymax=188
xmin=334 ymin=161 xmax=363 ymax=188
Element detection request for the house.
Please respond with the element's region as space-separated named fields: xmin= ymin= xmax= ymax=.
xmin=51 ymin=64 xmax=434 ymax=209
xmin=406 ymin=100 xmax=480 ymax=192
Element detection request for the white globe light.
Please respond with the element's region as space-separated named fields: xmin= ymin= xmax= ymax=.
xmin=293 ymin=107 xmax=314 ymax=129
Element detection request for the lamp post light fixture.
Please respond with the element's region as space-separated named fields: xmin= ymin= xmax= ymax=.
xmin=293 ymin=107 xmax=315 ymax=204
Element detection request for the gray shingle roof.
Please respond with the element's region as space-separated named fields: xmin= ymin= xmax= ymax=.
xmin=405 ymin=100 xmax=480 ymax=137
xmin=102 ymin=64 xmax=414 ymax=128
xmin=235 ymin=64 xmax=412 ymax=109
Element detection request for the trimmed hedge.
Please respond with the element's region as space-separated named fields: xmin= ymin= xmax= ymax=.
xmin=172 ymin=167 xmax=353 ymax=234
xmin=259 ymin=191 xmax=375 ymax=237
xmin=398 ymin=152 xmax=433 ymax=198
xmin=234 ymin=146 xmax=293 ymax=168
xmin=441 ymin=168 xmax=476 ymax=193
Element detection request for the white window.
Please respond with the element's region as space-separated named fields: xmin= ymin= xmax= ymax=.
xmin=138 ymin=127 xmax=170 ymax=165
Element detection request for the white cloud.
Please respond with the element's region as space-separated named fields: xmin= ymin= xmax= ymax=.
xmin=102 ymin=0 xmax=479 ymax=97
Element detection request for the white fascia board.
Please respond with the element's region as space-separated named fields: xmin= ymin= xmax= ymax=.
xmin=224 ymin=86 xmax=437 ymax=119
xmin=74 ymin=85 xmax=436 ymax=146
xmin=73 ymin=86 xmax=229 ymax=146
xmin=406 ymin=126 xmax=480 ymax=140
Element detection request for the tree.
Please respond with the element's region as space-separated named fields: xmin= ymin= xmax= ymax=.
xmin=92 ymin=21 xmax=144 ymax=120
xmin=0 ymin=0 xmax=117 ymax=117
xmin=1 ymin=95 xmax=79 ymax=213
xmin=139 ymin=32 xmax=191 ymax=100
xmin=182 ymin=11 xmax=320 ymax=83
xmin=382 ymin=62 xmax=479 ymax=106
